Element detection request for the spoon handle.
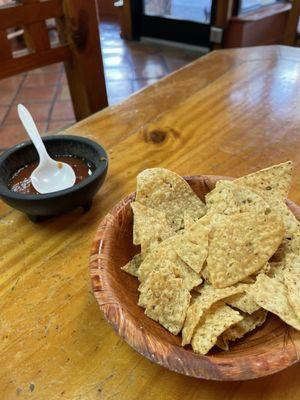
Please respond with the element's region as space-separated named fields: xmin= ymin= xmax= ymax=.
xmin=17 ymin=104 xmax=50 ymax=164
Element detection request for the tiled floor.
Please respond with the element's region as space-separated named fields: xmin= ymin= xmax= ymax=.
xmin=0 ymin=18 xmax=205 ymax=150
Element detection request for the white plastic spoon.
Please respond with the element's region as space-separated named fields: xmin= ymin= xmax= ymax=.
xmin=18 ymin=104 xmax=76 ymax=194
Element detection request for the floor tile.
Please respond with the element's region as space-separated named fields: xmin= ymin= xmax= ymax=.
xmin=102 ymin=46 xmax=126 ymax=56
xmin=0 ymin=122 xmax=47 ymax=149
xmin=0 ymin=106 xmax=9 ymax=124
xmin=106 ymin=80 xmax=133 ymax=99
xmin=133 ymin=56 xmax=168 ymax=79
xmin=132 ymin=78 xmax=158 ymax=91
xmin=51 ymin=101 xmax=75 ymax=121
xmin=0 ymin=75 xmax=23 ymax=91
xmin=28 ymin=63 xmax=63 ymax=75
xmin=56 ymin=85 xmax=71 ymax=101
xmin=0 ymin=90 xmax=17 ymax=106
xmin=47 ymin=119 xmax=75 ymax=132
xmin=14 ymin=86 xmax=56 ymax=103
xmin=105 ymin=67 xmax=133 ymax=81
xmin=23 ymin=72 xmax=61 ymax=87
xmin=103 ymin=55 xmax=131 ymax=68
xmin=5 ymin=102 xmax=52 ymax=122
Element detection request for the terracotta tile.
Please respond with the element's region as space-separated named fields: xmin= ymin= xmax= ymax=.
xmin=14 ymin=86 xmax=56 ymax=103
xmin=56 ymin=85 xmax=71 ymax=101
xmin=108 ymin=96 xmax=130 ymax=106
xmin=28 ymin=63 xmax=63 ymax=75
xmin=106 ymin=80 xmax=133 ymax=99
xmin=47 ymin=119 xmax=75 ymax=132
xmin=163 ymin=56 xmax=194 ymax=73
xmin=0 ymin=90 xmax=16 ymax=106
xmin=23 ymin=72 xmax=61 ymax=87
xmin=103 ymin=55 xmax=130 ymax=68
xmin=51 ymin=101 xmax=75 ymax=121
xmin=60 ymin=73 xmax=68 ymax=85
xmin=133 ymin=59 xmax=168 ymax=79
xmin=0 ymin=106 xmax=9 ymax=124
xmin=5 ymin=103 xmax=51 ymax=122
xmin=105 ymin=67 xmax=133 ymax=81
xmin=102 ymin=46 xmax=126 ymax=56
xmin=0 ymin=75 xmax=23 ymax=91
xmin=0 ymin=122 xmax=47 ymax=149
xmin=132 ymin=79 xmax=158 ymax=92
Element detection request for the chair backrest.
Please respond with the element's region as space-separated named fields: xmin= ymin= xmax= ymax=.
xmin=0 ymin=0 xmax=108 ymax=121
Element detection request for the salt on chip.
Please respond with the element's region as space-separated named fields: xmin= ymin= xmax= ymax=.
xmin=247 ymin=274 xmax=300 ymax=330
xmin=131 ymin=202 xmax=174 ymax=253
xmin=136 ymin=168 xmax=206 ymax=232
xmin=234 ymin=161 xmax=293 ymax=201
xmin=175 ymin=223 xmax=209 ymax=273
xmin=191 ymin=302 xmax=242 ymax=355
xmin=138 ymin=268 xmax=191 ymax=335
xmin=207 ymin=211 xmax=284 ymax=288
xmin=283 ymin=269 xmax=300 ymax=320
xmin=217 ymin=309 xmax=268 ymax=351
xmin=206 ymin=180 xmax=269 ymax=216
xmin=121 ymin=253 xmax=143 ymax=277
xmin=138 ymin=236 xmax=202 ymax=290
xmin=182 ymin=283 xmax=246 ymax=346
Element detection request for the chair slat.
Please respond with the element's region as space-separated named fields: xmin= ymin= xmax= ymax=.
xmin=0 ymin=45 xmax=70 ymax=79
xmin=0 ymin=0 xmax=63 ymax=30
xmin=0 ymin=29 xmax=12 ymax=61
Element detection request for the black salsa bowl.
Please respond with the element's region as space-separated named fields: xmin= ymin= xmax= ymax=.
xmin=0 ymin=135 xmax=108 ymax=221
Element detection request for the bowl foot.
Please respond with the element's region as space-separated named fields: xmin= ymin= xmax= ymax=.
xmin=82 ymin=200 xmax=93 ymax=212
xmin=27 ymin=214 xmax=47 ymax=223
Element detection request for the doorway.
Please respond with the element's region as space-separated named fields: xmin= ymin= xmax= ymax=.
xmin=131 ymin=0 xmax=217 ymax=48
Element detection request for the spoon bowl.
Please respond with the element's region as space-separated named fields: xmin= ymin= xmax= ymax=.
xmin=31 ymin=157 xmax=76 ymax=194
xmin=18 ymin=104 xmax=76 ymax=194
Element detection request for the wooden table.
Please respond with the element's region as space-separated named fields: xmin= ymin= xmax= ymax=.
xmin=1 ymin=45 xmax=300 ymax=400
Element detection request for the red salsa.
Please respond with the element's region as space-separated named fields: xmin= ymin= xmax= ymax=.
xmin=8 ymin=156 xmax=94 ymax=195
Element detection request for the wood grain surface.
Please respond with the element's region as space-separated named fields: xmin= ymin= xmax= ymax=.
xmin=1 ymin=46 xmax=300 ymax=398
xmin=90 ymin=175 xmax=300 ymax=381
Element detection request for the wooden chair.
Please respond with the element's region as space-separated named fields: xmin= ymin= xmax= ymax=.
xmin=0 ymin=0 xmax=108 ymax=121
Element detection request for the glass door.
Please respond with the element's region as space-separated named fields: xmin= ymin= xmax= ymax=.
xmin=131 ymin=0 xmax=217 ymax=47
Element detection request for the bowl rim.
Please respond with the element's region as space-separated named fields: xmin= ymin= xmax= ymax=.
xmin=0 ymin=135 xmax=108 ymax=200
xmin=90 ymin=174 xmax=300 ymax=381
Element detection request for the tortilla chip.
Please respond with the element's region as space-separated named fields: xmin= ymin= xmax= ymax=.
xmin=225 ymin=291 xmax=260 ymax=314
xmin=121 ymin=253 xmax=143 ymax=277
xmin=283 ymin=269 xmax=300 ymax=320
xmin=201 ymin=264 xmax=211 ymax=283
xmin=273 ymin=232 xmax=300 ymax=262
xmin=136 ymin=168 xmax=206 ymax=232
xmin=184 ymin=211 xmax=198 ymax=230
xmin=266 ymin=199 xmax=300 ymax=238
xmin=139 ymin=267 xmax=191 ymax=335
xmin=175 ymin=223 xmax=209 ymax=273
xmin=217 ymin=309 xmax=268 ymax=350
xmin=247 ymin=274 xmax=300 ymax=330
xmin=207 ymin=211 xmax=284 ymax=288
xmin=268 ymin=254 xmax=300 ymax=281
xmin=138 ymin=236 xmax=202 ymax=290
xmin=191 ymin=302 xmax=242 ymax=354
xmin=234 ymin=161 xmax=293 ymax=201
xmin=182 ymin=283 xmax=246 ymax=346
xmin=131 ymin=202 xmax=174 ymax=253
xmin=206 ymin=180 xmax=269 ymax=216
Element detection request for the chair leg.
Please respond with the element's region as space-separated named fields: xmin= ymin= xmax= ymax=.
xmin=59 ymin=0 xmax=108 ymax=121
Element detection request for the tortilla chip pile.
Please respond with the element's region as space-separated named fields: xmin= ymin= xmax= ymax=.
xmin=121 ymin=162 xmax=300 ymax=355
